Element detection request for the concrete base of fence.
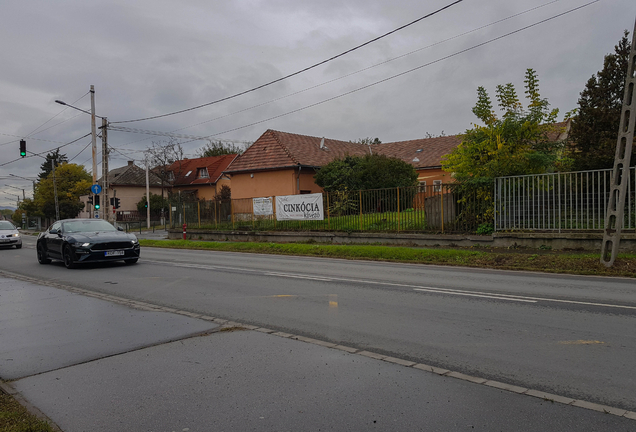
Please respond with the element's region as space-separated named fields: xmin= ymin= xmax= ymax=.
xmin=167 ymin=229 xmax=636 ymax=252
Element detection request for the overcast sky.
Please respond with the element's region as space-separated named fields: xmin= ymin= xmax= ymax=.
xmin=0 ymin=0 xmax=634 ymax=207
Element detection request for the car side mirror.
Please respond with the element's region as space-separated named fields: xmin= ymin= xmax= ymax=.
xmin=16 ymin=227 xmax=21 ymax=230
xmin=117 ymin=226 xmax=124 ymax=231
xmin=49 ymin=228 xmax=58 ymax=235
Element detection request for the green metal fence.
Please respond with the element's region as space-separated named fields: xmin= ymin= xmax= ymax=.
xmin=167 ymin=184 xmax=491 ymax=234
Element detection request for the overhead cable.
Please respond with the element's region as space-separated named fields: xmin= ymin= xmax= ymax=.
xmin=110 ymin=0 xmax=464 ymax=124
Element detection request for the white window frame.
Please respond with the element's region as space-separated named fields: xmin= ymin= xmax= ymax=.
xmin=433 ymin=180 xmax=442 ymax=193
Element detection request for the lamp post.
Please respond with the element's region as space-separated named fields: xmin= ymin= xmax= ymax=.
xmin=55 ymin=89 xmax=110 ymax=221
xmin=56 ymin=85 xmax=97 ymax=185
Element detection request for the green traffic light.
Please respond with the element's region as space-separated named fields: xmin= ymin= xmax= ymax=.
xmin=95 ymin=204 xmax=100 ymax=209
xmin=20 ymin=151 xmax=26 ymax=157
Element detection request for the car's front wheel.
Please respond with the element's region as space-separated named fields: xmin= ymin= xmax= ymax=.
xmin=37 ymin=243 xmax=51 ymax=264
xmin=63 ymin=245 xmax=77 ymax=269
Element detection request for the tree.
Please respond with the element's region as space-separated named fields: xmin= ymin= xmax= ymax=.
xmin=442 ymin=69 xmax=568 ymax=229
xmin=38 ymin=149 xmax=68 ymax=181
xmin=214 ymin=185 xmax=231 ymax=201
xmin=196 ymin=140 xmax=246 ymax=158
xmin=33 ymin=163 xmax=92 ymax=219
xmin=353 ymin=137 xmax=382 ymax=145
xmin=315 ymin=154 xmax=418 ymax=192
xmin=567 ymin=31 xmax=633 ymax=170
xmin=146 ymin=139 xmax=185 ymax=184
xmin=136 ymin=192 xmax=168 ymax=217
xmin=443 ymin=69 xmax=566 ymax=183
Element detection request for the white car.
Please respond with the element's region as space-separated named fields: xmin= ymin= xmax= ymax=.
xmin=0 ymin=220 xmax=22 ymax=249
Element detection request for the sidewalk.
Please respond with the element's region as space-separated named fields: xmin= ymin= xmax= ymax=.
xmin=1 ymin=275 xmax=633 ymax=431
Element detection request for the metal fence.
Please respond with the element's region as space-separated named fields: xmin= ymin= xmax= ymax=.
xmin=167 ymin=184 xmax=491 ymax=234
xmin=494 ymin=168 xmax=636 ymax=232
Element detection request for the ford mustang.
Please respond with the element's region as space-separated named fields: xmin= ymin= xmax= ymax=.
xmin=37 ymin=218 xmax=140 ymax=269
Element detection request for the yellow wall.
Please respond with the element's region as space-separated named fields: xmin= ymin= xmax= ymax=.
xmin=230 ymin=170 xmax=297 ymax=199
xmin=299 ymin=171 xmax=322 ymax=194
xmin=416 ymin=168 xmax=453 ymax=186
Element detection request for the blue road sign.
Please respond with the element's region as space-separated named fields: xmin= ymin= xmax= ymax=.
xmin=90 ymin=184 xmax=102 ymax=195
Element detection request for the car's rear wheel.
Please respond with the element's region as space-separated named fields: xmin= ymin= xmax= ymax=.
xmin=37 ymin=243 xmax=51 ymax=264
xmin=124 ymin=258 xmax=139 ymax=265
xmin=63 ymin=245 xmax=76 ymax=269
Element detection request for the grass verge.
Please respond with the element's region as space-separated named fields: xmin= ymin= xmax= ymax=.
xmin=0 ymin=391 xmax=53 ymax=432
xmin=139 ymin=239 xmax=636 ymax=278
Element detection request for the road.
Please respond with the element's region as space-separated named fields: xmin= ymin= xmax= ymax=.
xmin=3 ymin=234 xmax=635 ymax=413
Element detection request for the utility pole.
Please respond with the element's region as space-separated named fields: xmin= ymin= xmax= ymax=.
xmin=90 ymin=85 xmax=97 ymax=186
xmin=601 ymin=18 xmax=636 ymax=267
xmin=52 ymin=160 xmax=60 ymax=221
xmin=146 ymin=155 xmax=151 ymax=229
xmin=101 ymin=117 xmax=109 ymax=221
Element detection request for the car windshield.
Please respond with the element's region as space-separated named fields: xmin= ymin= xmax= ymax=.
xmin=62 ymin=220 xmax=117 ymax=233
xmin=0 ymin=221 xmax=15 ymax=230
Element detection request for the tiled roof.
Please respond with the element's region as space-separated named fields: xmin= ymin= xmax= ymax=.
xmin=376 ymin=136 xmax=463 ymax=169
xmin=225 ymin=129 xmax=461 ymax=173
xmin=224 ymin=122 xmax=571 ymax=174
xmin=99 ymin=163 xmax=163 ymax=186
xmin=167 ymin=154 xmax=238 ymax=186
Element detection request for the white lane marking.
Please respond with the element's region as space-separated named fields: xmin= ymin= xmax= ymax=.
xmin=266 ymin=272 xmax=334 ymax=282
xmin=144 ymin=259 xmax=636 ymax=310
xmin=413 ymin=288 xmax=536 ymax=303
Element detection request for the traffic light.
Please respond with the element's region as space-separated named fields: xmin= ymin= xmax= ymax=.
xmin=88 ymin=196 xmax=93 ymax=206
xmin=94 ymin=195 xmax=100 ymax=210
xmin=144 ymin=200 xmax=148 ymax=208
xmin=114 ymin=197 xmax=120 ymax=209
xmin=19 ymin=140 xmax=26 ymax=157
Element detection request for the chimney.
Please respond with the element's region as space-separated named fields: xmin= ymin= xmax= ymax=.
xmin=320 ymin=137 xmax=326 ymax=150
xmin=128 ymin=161 xmax=134 ymax=166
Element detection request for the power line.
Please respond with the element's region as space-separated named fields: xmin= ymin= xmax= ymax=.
xmin=0 ymin=91 xmax=89 ymax=147
xmin=108 ymin=0 xmax=568 ymax=145
xmin=110 ymin=0 xmax=465 ymax=125
xmin=173 ymin=0 xmax=600 ymax=145
xmin=0 ymin=133 xmax=92 ymax=167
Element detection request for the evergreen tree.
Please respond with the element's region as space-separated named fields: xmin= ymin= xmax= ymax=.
xmin=38 ymin=149 xmax=68 ymax=181
xmin=568 ymin=31 xmax=633 ymax=170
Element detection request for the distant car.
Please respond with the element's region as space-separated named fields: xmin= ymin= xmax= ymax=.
xmin=0 ymin=220 xmax=22 ymax=249
xmin=37 ymin=218 xmax=140 ymax=269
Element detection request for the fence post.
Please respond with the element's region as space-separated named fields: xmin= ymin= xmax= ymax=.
xmin=558 ymin=174 xmax=562 ymax=233
xmin=182 ymin=203 xmax=185 ymax=227
xmin=198 ymin=201 xmax=201 ymax=228
xmin=359 ymin=190 xmax=362 ymax=231
xmin=441 ymin=185 xmax=444 ymax=234
xmin=326 ymin=192 xmax=330 ymax=230
xmin=215 ymin=200 xmax=218 ymax=229
xmin=397 ymin=187 xmax=400 ymax=232
xmin=231 ymin=199 xmax=235 ymax=230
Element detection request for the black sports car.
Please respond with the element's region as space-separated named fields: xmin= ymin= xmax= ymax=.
xmin=37 ymin=218 xmax=140 ymax=269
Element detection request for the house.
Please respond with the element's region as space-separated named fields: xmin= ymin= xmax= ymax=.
xmin=224 ymin=129 xmax=463 ymax=199
xmin=78 ymin=161 xmax=164 ymax=219
xmin=165 ymin=154 xmax=237 ymax=201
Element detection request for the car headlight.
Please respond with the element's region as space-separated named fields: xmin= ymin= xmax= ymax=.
xmin=79 ymin=242 xmax=92 ymax=247
xmin=11 ymin=233 xmax=20 ymax=238
xmin=131 ymin=239 xmax=139 ymax=245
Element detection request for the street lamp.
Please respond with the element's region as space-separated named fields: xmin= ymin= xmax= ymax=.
xmin=56 ymin=86 xmax=110 ymax=222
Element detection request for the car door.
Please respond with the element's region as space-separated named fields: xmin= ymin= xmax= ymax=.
xmin=46 ymin=222 xmax=63 ymax=258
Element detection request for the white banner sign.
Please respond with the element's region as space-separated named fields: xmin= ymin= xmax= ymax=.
xmin=276 ymin=193 xmax=324 ymax=221
xmin=253 ymin=197 xmax=274 ymax=216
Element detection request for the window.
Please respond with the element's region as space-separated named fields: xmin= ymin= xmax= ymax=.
xmin=197 ymin=168 xmax=209 ymax=179
xmin=433 ymin=180 xmax=442 ymax=192
xmin=418 ymin=181 xmax=426 ymax=193
xmin=167 ymin=171 xmax=174 ymax=182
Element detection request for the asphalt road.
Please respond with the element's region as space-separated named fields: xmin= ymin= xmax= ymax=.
xmin=3 ymin=235 xmax=636 ymax=413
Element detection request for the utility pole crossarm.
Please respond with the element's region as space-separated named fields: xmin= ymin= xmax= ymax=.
xmin=601 ymin=18 xmax=636 ymax=267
